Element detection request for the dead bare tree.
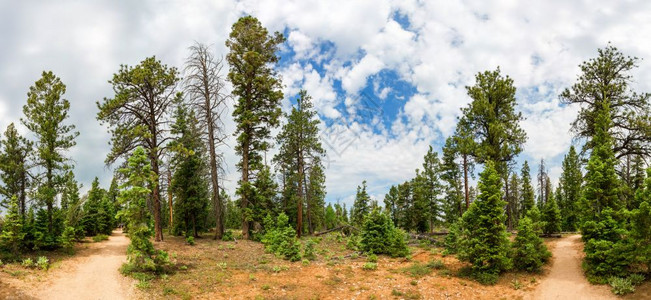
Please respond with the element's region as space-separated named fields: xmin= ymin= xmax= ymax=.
xmin=184 ymin=42 xmax=229 ymax=239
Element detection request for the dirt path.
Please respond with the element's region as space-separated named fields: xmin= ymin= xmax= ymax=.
xmin=35 ymin=230 xmax=135 ymax=300
xmin=530 ymin=234 xmax=615 ymax=300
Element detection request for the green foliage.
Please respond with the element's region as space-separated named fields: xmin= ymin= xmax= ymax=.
xmin=542 ymin=196 xmax=561 ymax=235
xmin=520 ymin=161 xmax=536 ymax=218
xmin=226 ymin=16 xmax=284 ymax=239
xmin=560 ymin=45 xmax=651 ymax=159
xmin=362 ymin=262 xmax=377 ymax=271
xmin=631 ymin=169 xmax=651 ymax=272
xmin=359 ymin=208 xmax=409 ymax=257
xmin=352 ymin=181 xmax=371 ymax=225
xmin=346 ymin=234 xmax=360 ymax=251
xmin=36 ymin=256 xmax=49 ymax=270
xmin=0 ymin=123 xmax=31 ymax=214
xmin=59 ymin=226 xmax=76 ymax=251
xmin=21 ymin=258 xmax=34 ymax=268
xmin=303 ymin=239 xmax=317 ymax=261
xmin=170 ymin=103 xmax=211 ymax=238
xmin=0 ymin=196 xmax=25 ymax=254
xmin=443 ymin=220 xmax=461 ymax=254
xmin=512 ymin=217 xmax=551 ymax=272
xmin=628 ymin=274 xmax=645 ymax=286
xmin=221 ymin=230 xmax=235 ymax=241
xmin=22 ymin=71 xmax=78 ymax=243
xmin=185 ymin=236 xmax=195 ymax=246
xmin=582 ymin=208 xmax=634 ymax=280
xmin=118 ymin=147 xmax=170 ymax=274
xmin=261 ymin=213 xmax=301 ymax=261
xmin=274 ymin=90 xmax=326 ymax=236
xmin=82 ymin=178 xmax=112 ymax=237
xmin=457 ymin=162 xmax=511 ymax=281
xmin=367 ymin=254 xmax=378 ymax=263
xmin=459 ymin=68 xmax=526 ymax=178
xmin=92 ymin=234 xmax=109 ymax=242
xmin=609 ymin=277 xmax=635 ymax=295
xmin=559 ymin=146 xmax=582 ymax=231
xmin=324 ymin=204 xmax=337 ymax=229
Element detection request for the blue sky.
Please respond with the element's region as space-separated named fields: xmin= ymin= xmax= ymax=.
xmin=1 ymin=0 xmax=651 ymax=208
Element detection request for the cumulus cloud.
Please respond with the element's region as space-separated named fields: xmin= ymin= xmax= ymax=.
xmin=1 ymin=0 xmax=650 ymax=203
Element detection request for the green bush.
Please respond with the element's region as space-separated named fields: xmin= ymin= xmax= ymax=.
xmin=360 ymin=208 xmax=409 ymax=257
xmin=59 ymin=226 xmax=76 ymax=250
xmin=346 ymin=235 xmax=360 ymax=251
xmin=221 ymin=230 xmax=234 ymax=241
xmin=443 ymin=220 xmax=460 ymax=254
xmin=36 ymin=256 xmax=49 ymax=270
xmin=426 ymin=259 xmax=445 ymax=270
xmin=93 ymin=234 xmax=110 ymax=242
xmin=261 ymin=213 xmax=301 ymax=261
xmin=628 ymin=273 xmax=645 ymax=286
xmin=362 ymin=262 xmax=377 ymax=270
xmin=21 ymin=258 xmax=34 ymax=268
xmin=185 ymin=236 xmax=195 ymax=246
xmin=609 ymin=277 xmax=634 ymax=295
xmin=367 ymin=253 xmax=378 ymax=263
xmin=512 ymin=217 xmax=551 ymax=273
xmin=303 ymin=239 xmax=317 ymax=261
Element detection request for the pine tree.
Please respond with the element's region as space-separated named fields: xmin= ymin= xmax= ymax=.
xmin=410 ymin=171 xmax=430 ymax=233
xmin=421 ymin=146 xmax=443 ymax=231
xmin=458 ymin=162 xmax=511 ymax=283
xmin=441 ymin=137 xmax=464 ymax=224
xmin=0 ymin=196 xmax=25 ymax=255
xmin=352 ymin=181 xmax=371 ymax=225
xmin=22 ymin=71 xmax=78 ymax=242
xmin=542 ymin=193 xmax=561 ymax=235
xmin=170 ymin=103 xmax=210 ymax=238
xmin=226 ymin=16 xmax=284 ymax=239
xmin=560 ymin=45 xmax=651 ymax=160
xmin=307 ymin=161 xmax=326 ymax=231
xmin=62 ymin=172 xmax=84 ymax=240
xmin=98 ymin=57 xmax=181 ymax=242
xmin=0 ymin=123 xmax=32 ymax=216
xmin=274 ymin=90 xmax=325 ymax=236
xmin=118 ymin=147 xmax=169 ymax=273
xmin=508 ymin=174 xmax=521 ymax=227
xmin=253 ymin=165 xmax=278 ymax=229
xmin=82 ymin=178 xmax=106 ymax=237
xmin=324 ymin=204 xmax=336 ymax=229
xmin=512 ymin=217 xmax=551 ymax=273
xmin=459 ymin=68 xmax=527 ymax=194
xmin=383 ymin=185 xmax=399 ymax=225
xmin=580 ymin=102 xmax=631 ymax=280
xmin=520 ymin=161 xmax=536 ymax=218
xmin=631 ymin=168 xmax=651 ymax=272
xmin=559 ymin=146 xmax=582 ymax=231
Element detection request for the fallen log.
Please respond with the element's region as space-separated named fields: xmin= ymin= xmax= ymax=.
xmin=314 ymin=225 xmax=360 ymax=236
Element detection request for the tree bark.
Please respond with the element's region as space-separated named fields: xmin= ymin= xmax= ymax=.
xmin=241 ymin=140 xmax=250 ymax=239
xmin=463 ymin=154 xmax=470 ymax=209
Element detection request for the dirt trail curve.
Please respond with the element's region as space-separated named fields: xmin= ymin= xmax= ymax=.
xmin=529 ymin=234 xmax=615 ymax=300
xmin=35 ymin=230 xmax=135 ymax=300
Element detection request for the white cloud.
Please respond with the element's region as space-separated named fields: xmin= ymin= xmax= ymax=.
xmin=1 ymin=0 xmax=651 ymax=203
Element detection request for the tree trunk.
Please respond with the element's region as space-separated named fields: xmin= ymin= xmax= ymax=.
xmin=304 ymin=170 xmax=313 ymax=235
xmin=241 ymin=141 xmax=250 ymax=239
xmin=151 ymin=152 xmax=163 ymax=242
xmin=168 ymin=169 xmax=173 ymax=230
xmin=296 ymin=154 xmax=304 ymax=238
xmin=505 ymin=175 xmax=512 ymax=230
xmin=208 ymin=120 xmax=223 ymax=240
xmin=463 ymin=154 xmax=470 ymax=209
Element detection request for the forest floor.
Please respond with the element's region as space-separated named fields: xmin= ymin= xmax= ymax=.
xmin=1 ymin=231 xmax=650 ymax=299
xmin=0 ymin=230 xmax=135 ymax=300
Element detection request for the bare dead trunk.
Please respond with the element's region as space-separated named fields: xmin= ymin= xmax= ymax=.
xmin=208 ymin=119 xmax=223 ymax=240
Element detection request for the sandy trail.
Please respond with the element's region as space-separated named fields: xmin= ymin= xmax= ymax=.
xmin=35 ymin=230 xmax=135 ymax=300
xmin=530 ymin=234 xmax=615 ymax=300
